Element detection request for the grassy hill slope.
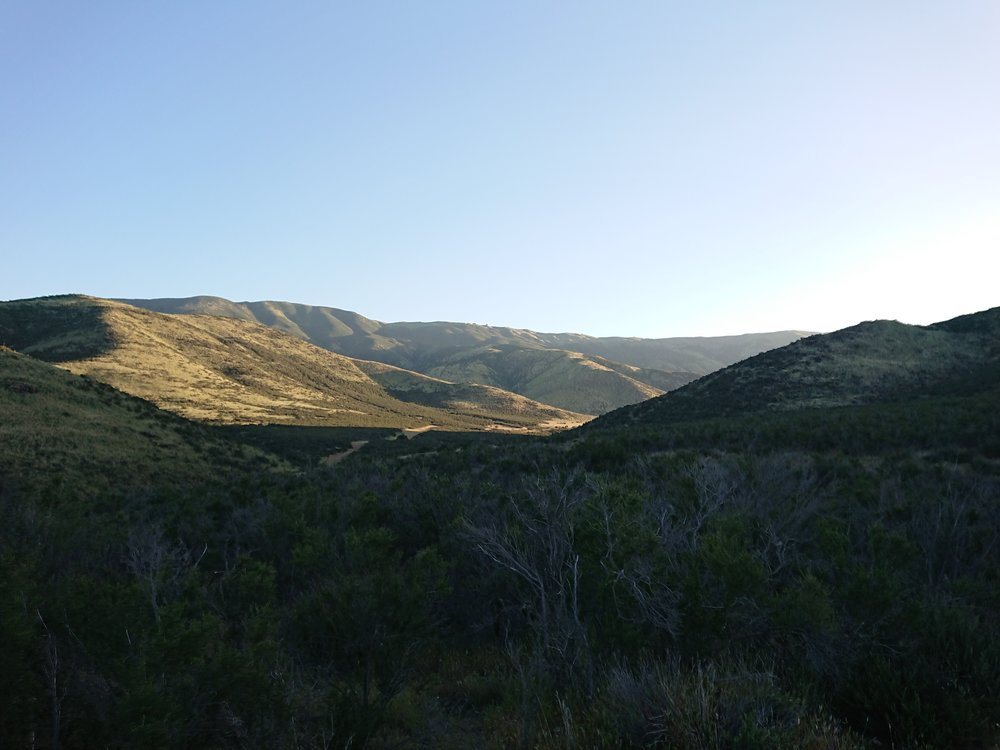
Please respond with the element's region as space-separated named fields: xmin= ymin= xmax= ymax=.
xmin=118 ymin=296 xmax=805 ymax=412
xmin=423 ymin=344 xmax=697 ymax=414
xmin=0 ymin=346 xmax=284 ymax=495
xmin=0 ymin=297 xmax=585 ymax=432
xmin=544 ymin=329 xmax=815 ymax=373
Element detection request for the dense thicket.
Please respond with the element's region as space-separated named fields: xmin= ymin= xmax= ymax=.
xmin=3 ymin=388 xmax=999 ymax=749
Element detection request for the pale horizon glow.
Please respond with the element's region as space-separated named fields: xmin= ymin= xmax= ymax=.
xmin=2 ymin=2 xmax=997 ymax=338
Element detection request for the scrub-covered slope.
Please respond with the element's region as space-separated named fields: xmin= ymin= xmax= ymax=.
xmin=595 ymin=307 xmax=1000 ymax=428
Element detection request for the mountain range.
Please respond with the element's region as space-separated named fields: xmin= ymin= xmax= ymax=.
xmin=8 ymin=294 xmax=995 ymax=440
xmin=117 ymin=295 xmax=808 ymax=414
xmin=0 ymin=296 xmax=583 ymax=432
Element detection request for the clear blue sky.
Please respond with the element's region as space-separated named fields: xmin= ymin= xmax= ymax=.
xmin=2 ymin=2 xmax=997 ymax=337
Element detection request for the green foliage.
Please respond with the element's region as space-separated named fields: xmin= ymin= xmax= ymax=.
xmin=289 ymin=522 xmax=448 ymax=744
xmin=587 ymin=657 xmax=870 ymax=749
xmin=3 ymin=308 xmax=1000 ymax=747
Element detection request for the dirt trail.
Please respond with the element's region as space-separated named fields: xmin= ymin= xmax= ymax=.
xmin=401 ymin=425 xmax=435 ymax=439
xmin=321 ymin=440 xmax=369 ymax=466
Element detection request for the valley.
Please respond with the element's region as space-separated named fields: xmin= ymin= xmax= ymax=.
xmin=119 ymin=295 xmax=806 ymax=414
xmin=1 ymin=297 xmax=998 ymax=749
xmin=7 ymin=3 xmax=994 ymax=747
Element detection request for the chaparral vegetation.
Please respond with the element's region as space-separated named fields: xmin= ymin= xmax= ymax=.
xmin=1 ymin=303 xmax=998 ymax=749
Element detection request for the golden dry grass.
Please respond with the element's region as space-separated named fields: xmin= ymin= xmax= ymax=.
xmin=1 ymin=297 xmax=585 ymax=433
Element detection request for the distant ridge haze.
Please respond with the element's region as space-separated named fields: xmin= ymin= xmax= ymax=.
xmin=118 ymin=295 xmax=810 ymax=365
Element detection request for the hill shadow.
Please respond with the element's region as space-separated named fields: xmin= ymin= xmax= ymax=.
xmin=0 ymin=295 xmax=117 ymax=362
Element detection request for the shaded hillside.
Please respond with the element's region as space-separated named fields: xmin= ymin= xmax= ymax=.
xmin=119 ymin=296 xmax=805 ymax=411
xmin=595 ymin=307 xmax=1000 ymax=428
xmin=0 ymin=295 xmax=116 ymax=361
xmin=0 ymin=346 xmax=284 ymax=494
xmin=0 ymin=297 xmax=585 ymax=432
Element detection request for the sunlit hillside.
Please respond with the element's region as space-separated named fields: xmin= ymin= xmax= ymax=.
xmin=120 ymin=296 xmax=805 ymax=413
xmin=0 ymin=296 xmax=586 ymax=432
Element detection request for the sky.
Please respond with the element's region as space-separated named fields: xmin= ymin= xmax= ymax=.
xmin=2 ymin=2 xmax=998 ymax=337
